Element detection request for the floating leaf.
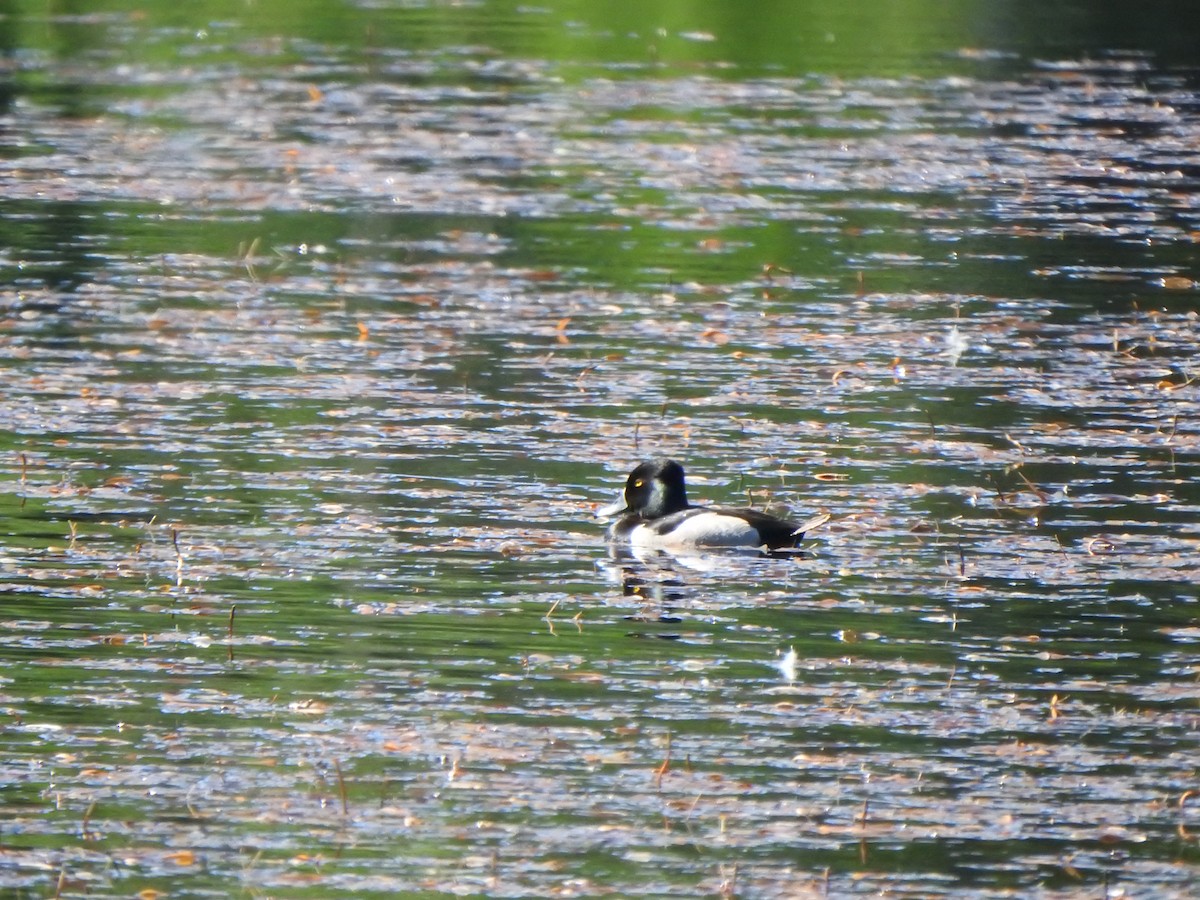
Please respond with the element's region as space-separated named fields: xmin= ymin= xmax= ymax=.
xmin=1158 ymin=276 xmax=1195 ymax=290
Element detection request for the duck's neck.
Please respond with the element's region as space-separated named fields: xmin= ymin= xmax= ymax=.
xmin=651 ymin=479 xmax=689 ymax=516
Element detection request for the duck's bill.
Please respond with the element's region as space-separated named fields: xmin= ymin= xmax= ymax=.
xmin=595 ymin=494 xmax=628 ymax=519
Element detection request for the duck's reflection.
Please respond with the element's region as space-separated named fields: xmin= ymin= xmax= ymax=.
xmin=597 ymin=541 xmax=815 ymax=638
xmin=598 ymin=549 xmax=688 ymax=638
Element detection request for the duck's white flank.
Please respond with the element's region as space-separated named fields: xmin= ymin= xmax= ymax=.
xmin=629 ymin=511 xmax=762 ymax=549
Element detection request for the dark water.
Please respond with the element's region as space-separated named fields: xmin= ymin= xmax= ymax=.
xmin=1 ymin=1 xmax=1199 ymax=897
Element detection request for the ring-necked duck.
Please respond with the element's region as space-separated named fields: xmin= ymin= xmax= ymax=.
xmin=596 ymin=458 xmax=828 ymax=551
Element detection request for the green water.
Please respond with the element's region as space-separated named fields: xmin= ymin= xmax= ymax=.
xmin=1 ymin=0 xmax=1199 ymax=897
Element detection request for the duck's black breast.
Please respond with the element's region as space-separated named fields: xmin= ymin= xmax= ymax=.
xmin=606 ymin=514 xmax=649 ymax=541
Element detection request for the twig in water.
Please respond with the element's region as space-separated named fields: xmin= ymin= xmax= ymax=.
xmin=1178 ymin=789 xmax=1197 ymax=842
xmin=990 ymin=474 xmax=1012 ymax=507
xmin=172 ymin=528 xmax=184 ymax=588
xmin=81 ymin=800 xmax=97 ymax=840
xmin=1013 ymin=467 xmax=1049 ymax=503
xmin=574 ymin=364 xmax=598 ymax=388
xmin=718 ymin=862 xmax=738 ymax=898
xmin=334 ymin=759 xmax=349 ymax=816
xmin=239 ymin=236 xmax=262 ymax=281
xmin=654 ymin=731 xmax=672 ymax=789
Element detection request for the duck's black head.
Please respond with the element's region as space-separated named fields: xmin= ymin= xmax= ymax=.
xmin=612 ymin=458 xmax=690 ymax=519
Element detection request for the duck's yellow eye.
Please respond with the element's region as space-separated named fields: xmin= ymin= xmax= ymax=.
xmin=633 ymin=479 xmax=644 ymax=488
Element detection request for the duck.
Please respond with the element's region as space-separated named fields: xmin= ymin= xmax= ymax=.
xmin=596 ymin=458 xmax=828 ymax=551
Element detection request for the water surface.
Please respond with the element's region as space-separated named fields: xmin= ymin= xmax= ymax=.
xmin=1 ymin=1 xmax=1199 ymax=897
